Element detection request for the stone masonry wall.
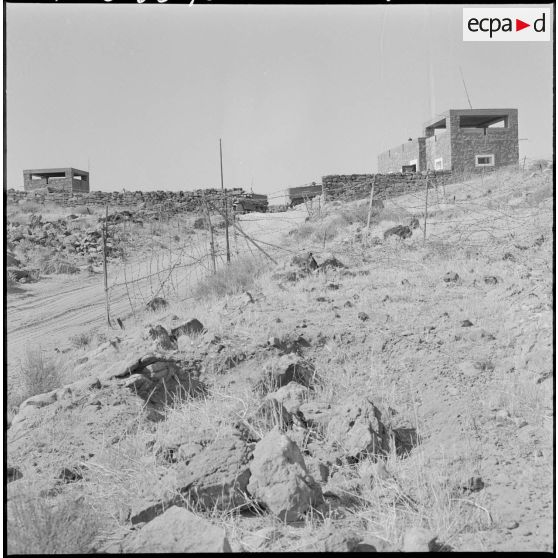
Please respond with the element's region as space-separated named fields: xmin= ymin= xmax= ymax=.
xmin=5 ymin=187 xmax=257 ymax=214
xmin=377 ymin=138 xmax=425 ymax=173
xmin=425 ymin=132 xmax=452 ymax=171
xmin=322 ymin=171 xmax=453 ymax=202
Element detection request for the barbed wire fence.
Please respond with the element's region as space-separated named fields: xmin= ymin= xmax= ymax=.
xmin=98 ymin=165 xmax=552 ymax=329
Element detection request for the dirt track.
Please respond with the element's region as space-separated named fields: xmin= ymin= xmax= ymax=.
xmin=6 ymin=208 xmax=307 ymax=371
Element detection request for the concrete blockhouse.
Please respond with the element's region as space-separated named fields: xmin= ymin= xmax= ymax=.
xmin=23 ymin=167 xmax=90 ymax=193
xmin=378 ymin=108 xmax=519 ymax=174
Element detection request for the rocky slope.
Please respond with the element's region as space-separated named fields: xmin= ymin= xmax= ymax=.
xmin=6 ymin=167 xmax=553 ymax=553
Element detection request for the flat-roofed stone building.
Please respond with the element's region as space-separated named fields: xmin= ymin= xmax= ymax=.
xmin=378 ymin=108 xmax=519 ymax=174
xmin=23 ymin=167 xmax=90 ymax=193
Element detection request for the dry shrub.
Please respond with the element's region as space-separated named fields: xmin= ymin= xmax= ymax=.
xmin=18 ymin=246 xmax=79 ymax=275
xmin=17 ymin=347 xmax=61 ymax=404
xmin=69 ymin=331 xmax=94 ymax=349
xmin=7 ymin=494 xmax=101 ymax=554
xmin=192 ymin=256 xmax=263 ymax=299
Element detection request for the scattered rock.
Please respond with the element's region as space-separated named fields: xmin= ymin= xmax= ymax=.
xmin=145 ymin=297 xmax=168 ymax=312
xmin=503 ymin=252 xmax=516 ymax=261
xmin=484 ymin=275 xmax=500 ymax=285
xmin=257 ymin=354 xmax=315 ymax=393
xmin=305 ymin=457 xmax=330 ymax=483
xmin=123 ymin=506 xmax=231 ymax=553
xmin=318 ymin=255 xmax=346 ymax=271
xmin=454 ymin=327 xmax=496 ymax=342
xmin=443 ymin=271 xmax=460 ymax=282
xmin=291 ymin=252 xmax=318 ymax=273
xmin=383 ymin=225 xmax=412 ymax=240
xmin=266 ymin=382 xmax=309 ymax=415
xmin=327 ymin=396 xmax=389 ymax=460
xmin=247 ymin=428 xmax=323 ymax=522
xmin=402 ymin=526 xmax=437 ymax=552
xmin=173 ymin=436 xmax=254 ymax=511
xmin=462 ymin=476 xmax=485 ymax=493
xmin=146 ymin=325 xmax=177 ymax=350
xmin=58 ymin=466 xmax=84 ymax=483
xmin=171 ymin=319 xmax=205 ymax=338
xmin=355 ymin=536 xmax=394 ymax=552
xmin=461 ymin=319 xmax=474 ymax=327
xmin=344 ymin=300 xmax=353 ymax=308
xmin=358 ymin=312 xmax=370 ymax=322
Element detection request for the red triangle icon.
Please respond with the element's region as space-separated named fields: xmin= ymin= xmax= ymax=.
xmin=516 ymin=19 xmax=530 ymax=31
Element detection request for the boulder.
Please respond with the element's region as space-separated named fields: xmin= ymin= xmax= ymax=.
xmin=327 ymin=396 xmax=390 ymax=460
xmin=247 ymin=428 xmax=323 ymax=522
xmin=123 ymin=506 xmax=231 ymax=553
xmin=173 ymin=437 xmax=254 ymax=511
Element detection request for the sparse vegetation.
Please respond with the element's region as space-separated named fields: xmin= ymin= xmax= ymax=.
xmin=192 ymin=256 xmax=263 ymax=299
xmin=6 ymin=167 xmax=553 ymax=553
xmin=15 ymin=347 xmax=61 ymax=406
xmin=7 ymin=493 xmax=102 ymax=554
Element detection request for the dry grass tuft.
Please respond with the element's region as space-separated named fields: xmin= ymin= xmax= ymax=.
xmin=192 ymin=256 xmax=263 ymax=300
xmin=8 ymin=493 xmax=102 ymax=554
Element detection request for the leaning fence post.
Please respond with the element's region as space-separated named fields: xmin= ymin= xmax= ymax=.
xmin=365 ymin=175 xmax=377 ymax=238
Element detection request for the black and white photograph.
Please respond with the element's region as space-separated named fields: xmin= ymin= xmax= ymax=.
xmin=4 ymin=1 xmax=554 ymax=553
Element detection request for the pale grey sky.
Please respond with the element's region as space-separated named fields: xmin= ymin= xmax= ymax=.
xmin=6 ymin=3 xmax=554 ymax=194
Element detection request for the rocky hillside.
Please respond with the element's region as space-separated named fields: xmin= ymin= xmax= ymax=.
xmin=6 ymin=166 xmax=553 ymax=553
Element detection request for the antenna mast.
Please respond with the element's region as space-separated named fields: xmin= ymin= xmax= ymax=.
xmin=459 ymin=66 xmax=473 ymax=109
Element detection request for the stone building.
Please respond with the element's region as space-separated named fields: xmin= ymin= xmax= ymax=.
xmin=23 ymin=167 xmax=90 ymax=193
xmin=377 ymin=108 xmax=519 ymax=174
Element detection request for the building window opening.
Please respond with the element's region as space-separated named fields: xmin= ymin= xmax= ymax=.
xmin=434 ymin=157 xmax=443 ymax=170
xmin=475 ymin=154 xmax=495 ymax=167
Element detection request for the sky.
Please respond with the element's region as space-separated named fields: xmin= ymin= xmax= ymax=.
xmin=5 ymin=3 xmax=554 ymax=195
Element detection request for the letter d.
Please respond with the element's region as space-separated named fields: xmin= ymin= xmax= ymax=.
xmin=534 ymin=13 xmax=545 ymax=32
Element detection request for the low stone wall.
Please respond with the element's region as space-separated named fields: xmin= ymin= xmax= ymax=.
xmin=321 ymin=171 xmax=455 ymax=202
xmin=5 ymin=187 xmax=259 ymax=213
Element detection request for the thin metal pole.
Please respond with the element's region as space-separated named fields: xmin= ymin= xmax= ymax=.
xmin=220 ymin=139 xmax=231 ymax=263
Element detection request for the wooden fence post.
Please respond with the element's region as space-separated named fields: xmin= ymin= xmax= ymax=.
xmin=202 ymin=193 xmax=217 ymax=274
xmin=365 ymin=176 xmax=377 ymax=237
xmin=423 ymin=177 xmax=430 ymax=244
xmin=102 ymin=204 xmax=112 ymax=327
